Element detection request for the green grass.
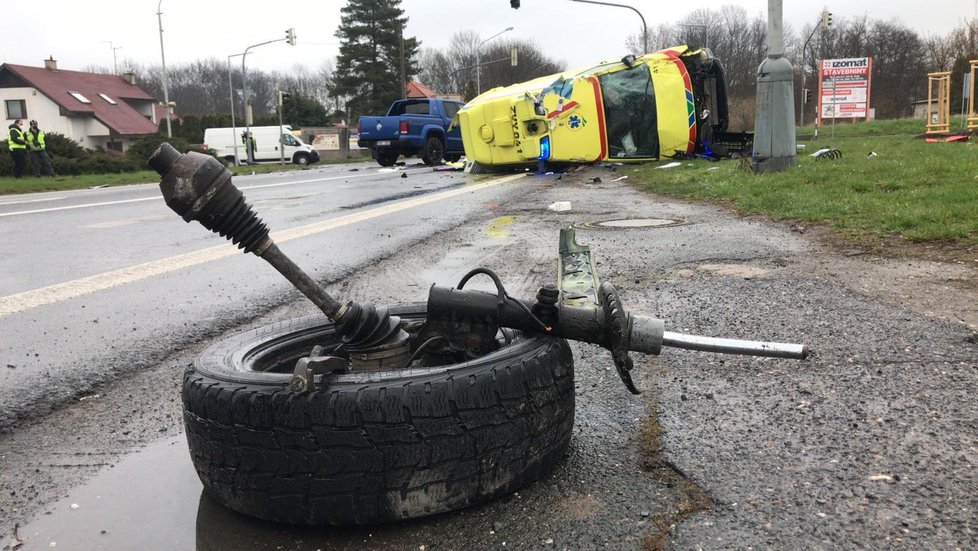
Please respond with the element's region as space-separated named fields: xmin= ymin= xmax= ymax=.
xmin=634 ymin=122 xmax=978 ymax=246
xmin=0 ymin=157 xmax=363 ymax=195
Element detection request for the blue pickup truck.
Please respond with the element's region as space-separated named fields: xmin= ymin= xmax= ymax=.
xmin=357 ymin=98 xmax=466 ymax=166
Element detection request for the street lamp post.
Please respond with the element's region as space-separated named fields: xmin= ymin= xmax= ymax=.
xmin=572 ymin=0 xmax=647 ymax=54
xmin=156 ymin=1 xmax=172 ymax=138
xmin=228 ymin=53 xmax=244 ymax=166
xmin=476 ymin=26 xmax=514 ymax=95
xmin=241 ymin=29 xmax=296 ymax=164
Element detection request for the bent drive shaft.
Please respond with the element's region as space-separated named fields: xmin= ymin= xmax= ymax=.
xmin=148 ymin=143 xmax=410 ymax=370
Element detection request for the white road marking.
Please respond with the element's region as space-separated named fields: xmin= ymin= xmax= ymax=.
xmin=0 ymin=171 xmax=379 ymax=218
xmin=0 ymin=196 xmax=67 ymax=206
xmin=0 ymin=173 xmax=524 ymax=317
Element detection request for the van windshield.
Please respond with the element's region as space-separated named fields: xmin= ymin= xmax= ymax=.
xmin=598 ymin=64 xmax=658 ymax=158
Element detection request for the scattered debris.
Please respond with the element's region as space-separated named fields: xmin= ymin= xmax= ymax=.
xmin=590 ymin=177 xmax=602 ymax=183
xmin=70 ymin=503 xmax=80 ymax=510
xmin=610 ymin=176 xmax=628 ymax=182
xmin=378 ymin=167 xmax=400 ymax=173
xmin=400 ymin=172 xmax=407 ymax=179
xmin=548 ymin=201 xmax=572 ymax=212
xmin=868 ymin=474 xmax=894 ymax=482
xmin=811 ymin=148 xmax=842 ymax=160
xmin=656 ymin=162 xmax=682 ymax=169
xmin=707 ymin=166 xmax=719 ymax=171
xmin=348 ymin=168 xmax=360 ymax=171
xmin=866 ymin=151 xmax=878 ymax=157
xmin=924 ymin=134 xmax=970 ymax=143
xmin=11 ymin=523 xmax=23 ymax=550
xmin=796 ymin=144 xmax=807 ymax=150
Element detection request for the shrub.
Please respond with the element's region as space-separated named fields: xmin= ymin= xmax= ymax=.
xmin=125 ymin=134 xmax=200 ymax=168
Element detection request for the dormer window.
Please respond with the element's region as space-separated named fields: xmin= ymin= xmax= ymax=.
xmin=69 ymin=91 xmax=91 ymax=104
xmin=99 ymin=93 xmax=117 ymax=105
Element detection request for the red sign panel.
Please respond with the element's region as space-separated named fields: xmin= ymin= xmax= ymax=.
xmin=818 ymin=57 xmax=872 ymax=121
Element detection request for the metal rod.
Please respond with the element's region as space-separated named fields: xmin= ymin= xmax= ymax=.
xmin=662 ymin=331 xmax=808 ymax=359
xmin=258 ymin=243 xmax=343 ymax=319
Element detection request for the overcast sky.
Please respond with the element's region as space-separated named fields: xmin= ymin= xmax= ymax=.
xmin=1 ymin=1 xmax=973 ymax=76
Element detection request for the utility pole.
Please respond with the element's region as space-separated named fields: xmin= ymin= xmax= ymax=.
xmin=242 ymin=28 xmax=296 ymax=164
xmin=227 ymin=52 xmax=244 ymax=166
xmin=572 ymin=0 xmax=647 ymax=54
xmin=477 ymin=27 xmax=514 ymax=95
xmin=156 ymin=1 xmax=172 ymax=138
xmin=399 ymin=23 xmax=407 ymax=99
xmin=751 ymin=0 xmax=796 ymax=173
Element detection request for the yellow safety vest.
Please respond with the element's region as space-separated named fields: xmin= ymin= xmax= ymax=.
xmin=7 ymin=126 xmax=26 ymax=150
xmin=26 ymin=129 xmax=46 ymax=151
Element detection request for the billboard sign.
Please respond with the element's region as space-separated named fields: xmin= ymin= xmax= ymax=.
xmin=818 ymin=57 xmax=872 ymax=121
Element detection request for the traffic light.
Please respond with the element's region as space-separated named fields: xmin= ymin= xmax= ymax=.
xmin=821 ymin=10 xmax=833 ymax=27
xmin=286 ymin=28 xmax=296 ymax=45
xmin=510 ymin=0 xmax=520 ymax=8
xmin=278 ymin=90 xmax=291 ymax=107
xmin=803 ymin=88 xmax=813 ymax=103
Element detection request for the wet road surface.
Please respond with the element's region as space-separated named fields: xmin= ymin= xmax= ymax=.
xmin=3 ymin=164 xmax=977 ymax=549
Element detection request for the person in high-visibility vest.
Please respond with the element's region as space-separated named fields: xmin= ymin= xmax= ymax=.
xmin=26 ymin=120 xmax=56 ymax=177
xmin=242 ymin=131 xmax=256 ymax=164
xmin=7 ymin=119 xmax=28 ymax=178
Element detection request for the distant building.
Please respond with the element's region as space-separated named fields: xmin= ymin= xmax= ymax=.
xmin=406 ymin=81 xmax=463 ymax=102
xmin=0 ymin=57 xmax=163 ymax=152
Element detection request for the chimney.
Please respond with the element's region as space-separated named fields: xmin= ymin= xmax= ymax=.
xmin=121 ymin=71 xmax=136 ymax=86
xmin=44 ymin=56 xmax=57 ymax=70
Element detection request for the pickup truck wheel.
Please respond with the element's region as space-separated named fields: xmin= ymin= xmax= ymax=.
xmin=183 ymin=305 xmax=575 ymax=526
xmin=422 ymin=136 xmax=445 ymax=166
xmin=376 ymin=151 xmax=398 ymax=167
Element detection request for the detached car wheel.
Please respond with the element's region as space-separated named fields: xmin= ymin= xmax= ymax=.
xmin=182 ymin=304 xmax=575 ymax=525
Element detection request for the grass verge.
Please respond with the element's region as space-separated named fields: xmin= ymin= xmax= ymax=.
xmin=633 ymin=121 xmax=978 ymax=249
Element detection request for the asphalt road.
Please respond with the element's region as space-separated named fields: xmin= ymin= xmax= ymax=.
xmin=2 ymin=163 xmax=976 ymax=549
xmin=0 ymin=160 xmax=521 ymax=430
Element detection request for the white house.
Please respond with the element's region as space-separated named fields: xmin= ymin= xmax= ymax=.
xmin=0 ymin=57 xmax=161 ymax=152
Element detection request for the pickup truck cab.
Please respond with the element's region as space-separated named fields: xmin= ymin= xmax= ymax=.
xmin=357 ymin=98 xmax=466 ymax=166
xmin=457 ymin=46 xmax=749 ymax=168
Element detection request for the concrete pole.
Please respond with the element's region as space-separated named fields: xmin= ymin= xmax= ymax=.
xmin=156 ymin=1 xmax=172 ymax=138
xmin=751 ymin=0 xmax=796 ymax=173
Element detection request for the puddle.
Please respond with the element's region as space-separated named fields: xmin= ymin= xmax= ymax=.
xmin=13 ymin=435 xmax=431 ymax=550
xmin=485 ymin=215 xmax=516 ymax=239
xmin=697 ymin=263 xmax=770 ymax=279
xmin=15 ymin=436 xmax=200 ymax=550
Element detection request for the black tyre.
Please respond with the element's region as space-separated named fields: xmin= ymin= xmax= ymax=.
xmin=293 ymin=153 xmax=310 ymax=166
xmin=444 ymin=153 xmax=462 ymax=163
xmin=376 ymin=151 xmax=398 ymax=167
xmin=421 ymin=136 xmax=445 ymax=165
xmin=183 ymin=304 xmax=575 ymax=525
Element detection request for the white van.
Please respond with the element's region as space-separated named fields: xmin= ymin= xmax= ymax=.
xmin=202 ymin=125 xmax=320 ymax=165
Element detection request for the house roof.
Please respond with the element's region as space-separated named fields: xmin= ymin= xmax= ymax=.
xmin=406 ymin=81 xmax=437 ymax=99
xmin=0 ymin=63 xmax=159 ymax=136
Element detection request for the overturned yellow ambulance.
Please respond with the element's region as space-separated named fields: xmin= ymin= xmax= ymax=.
xmin=458 ymin=46 xmax=747 ymax=167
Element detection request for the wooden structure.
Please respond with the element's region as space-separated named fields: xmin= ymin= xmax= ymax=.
xmin=926 ymin=71 xmax=951 ymax=134
xmin=968 ymin=61 xmax=978 ymax=130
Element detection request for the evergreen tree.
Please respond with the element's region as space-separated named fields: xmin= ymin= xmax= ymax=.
xmin=331 ymin=0 xmax=420 ymax=120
